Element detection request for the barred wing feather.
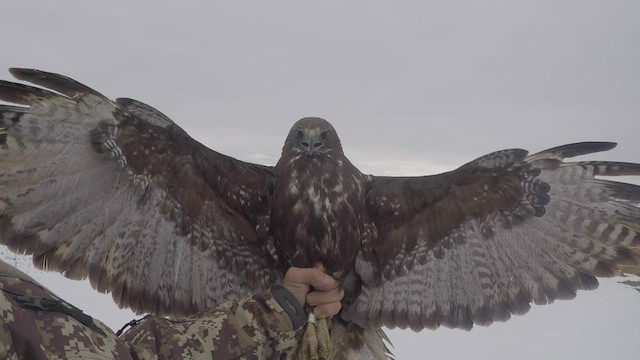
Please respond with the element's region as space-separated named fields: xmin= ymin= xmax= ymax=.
xmin=0 ymin=69 xmax=280 ymax=316
xmin=346 ymin=143 xmax=640 ymax=331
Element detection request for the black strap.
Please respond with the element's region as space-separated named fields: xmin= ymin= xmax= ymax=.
xmin=1 ymin=287 xmax=106 ymax=336
xmin=115 ymin=314 xmax=151 ymax=337
xmin=271 ymin=284 xmax=307 ymax=329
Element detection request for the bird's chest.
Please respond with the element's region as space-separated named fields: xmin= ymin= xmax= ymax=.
xmin=272 ymin=156 xmax=366 ymax=273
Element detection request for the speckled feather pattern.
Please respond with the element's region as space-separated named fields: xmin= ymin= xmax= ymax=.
xmin=1 ymin=69 xmax=639 ymax=359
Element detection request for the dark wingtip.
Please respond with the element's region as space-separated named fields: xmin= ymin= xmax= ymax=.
xmin=562 ymin=142 xmax=617 ymax=156
xmin=591 ymin=141 xmax=617 ymax=151
xmin=531 ymin=142 xmax=618 ymax=161
xmin=115 ymin=98 xmax=134 ymax=107
xmin=7 ymin=68 xmax=106 ymax=99
xmin=9 ymin=68 xmax=42 ymax=81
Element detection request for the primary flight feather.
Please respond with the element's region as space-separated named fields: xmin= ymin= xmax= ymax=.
xmin=1 ymin=68 xmax=639 ymax=359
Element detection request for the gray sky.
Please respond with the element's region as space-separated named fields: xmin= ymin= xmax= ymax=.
xmin=1 ymin=1 xmax=639 ymax=359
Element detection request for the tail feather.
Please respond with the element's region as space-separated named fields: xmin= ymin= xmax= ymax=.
xmin=325 ymin=321 xmax=392 ymax=360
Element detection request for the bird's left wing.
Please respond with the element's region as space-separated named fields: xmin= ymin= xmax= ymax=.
xmin=343 ymin=143 xmax=640 ymax=331
xmin=0 ymin=69 xmax=281 ymax=316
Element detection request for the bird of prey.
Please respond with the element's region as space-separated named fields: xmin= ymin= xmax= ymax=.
xmin=1 ymin=68 xmax=639 ymax=360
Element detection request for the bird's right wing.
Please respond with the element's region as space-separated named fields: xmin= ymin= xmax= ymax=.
xmin=0 ymin=69 xmax=281 ymax=317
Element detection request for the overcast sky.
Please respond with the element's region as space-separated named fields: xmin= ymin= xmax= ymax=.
xmin=1 ymin=1 xmax=639 ymax=359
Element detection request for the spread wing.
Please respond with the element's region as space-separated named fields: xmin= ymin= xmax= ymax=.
xmin=344 ymin=143 xmax=640 ymax=330
xmin=0 ymin=68 xmax=281 ymax=316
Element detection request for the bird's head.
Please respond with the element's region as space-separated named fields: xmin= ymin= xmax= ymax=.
xmin=282 ymin=117 xmax=343 ymax=157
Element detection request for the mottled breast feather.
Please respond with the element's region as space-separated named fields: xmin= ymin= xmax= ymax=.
xmin=272 ymin=118 xmax=367 ymax=281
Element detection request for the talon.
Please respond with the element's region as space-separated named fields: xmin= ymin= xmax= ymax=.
xmin=306 ymin=321 xmax=319 ymax=360
xmin=296 ymin=323 xmax=309 ymax=360
xmin=317 ymin=317 xmax=330 ymax=360
xmin=297 ymin=314 xmax=330 ymax=360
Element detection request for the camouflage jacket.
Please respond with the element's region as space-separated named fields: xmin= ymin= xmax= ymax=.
xmin=0 ymin=260 xmax=303 ymax=359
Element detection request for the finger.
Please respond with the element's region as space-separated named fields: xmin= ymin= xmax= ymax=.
xmin=287 ymin=267 xmax=337 ymax=291
xmin=313 ymin=301 xmax=342 ymax=318
xmin=313 ymin=262 xmax=325 ymax=272
xmin=308 ymin=269 xmax=338 ymax=291
xmin=300 ymin=268 xmax=338 ymax=291
xmin=306 ymin=288 xmax=345 ymax=306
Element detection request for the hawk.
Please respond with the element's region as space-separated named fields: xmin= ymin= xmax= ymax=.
xmin=1 ymin=69 xmax=639 ymax=359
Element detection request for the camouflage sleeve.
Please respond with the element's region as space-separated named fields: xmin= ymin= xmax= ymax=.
xmin=122 ymin=286 xmax=304 ymax=360
xmin=0 ymin=257 xmax=305 ymax=360
xmin=0 ymin=262 xmax=131 ymax=360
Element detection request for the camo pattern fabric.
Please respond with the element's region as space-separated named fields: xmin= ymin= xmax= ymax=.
xmin=0 ymin=267 xmax=130 ymax=359
xmin=0 ymin=260 xmax=302 ymax=360
xmin=123 ymin=292 xmax=301 ymax=360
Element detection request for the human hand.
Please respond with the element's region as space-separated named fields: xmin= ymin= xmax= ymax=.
xmin=282 ymin=264 xmax=344 ymax=318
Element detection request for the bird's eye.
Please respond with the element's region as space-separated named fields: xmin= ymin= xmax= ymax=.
xmin=296 ymin=130 xmax=304 ymax=139
xmin=301 ymin=142 xmax=309 ymax=147
xmin=320 ymin=131 xmax=329 ymax=140
xmin=314 ymin=142 xmax=323 ymax=147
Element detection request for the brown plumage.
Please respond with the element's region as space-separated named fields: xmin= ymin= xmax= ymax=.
xmin=274 ymin=118 xmax=365 ymax=279
xmin=1 ymin=68 xmax=639 ymax=359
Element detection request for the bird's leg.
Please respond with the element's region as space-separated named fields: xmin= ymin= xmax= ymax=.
xmin=298 ymin=312 xmax=331 ymax=360
xmin=317 ymin=317 xmax=330 ymax=360
xmin=298 ymin=314 xmax=330 ymax=360
xmin=302 ymin=314 xmax=319 ymax=360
